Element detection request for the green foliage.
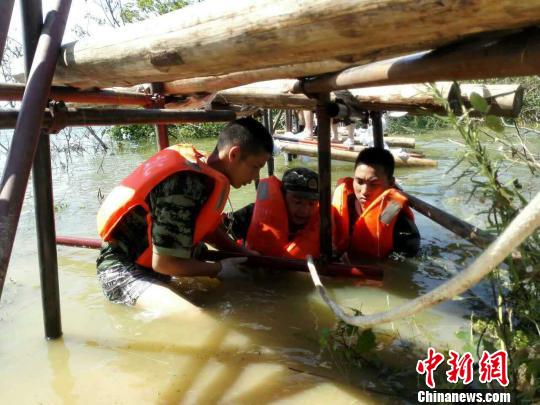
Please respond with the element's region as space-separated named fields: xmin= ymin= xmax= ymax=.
xmin=106 ymin=122 xmax=224 ymax=144
xmin=430 ymin=82 xmax=540 ymax=400
xmin=107 ymin=124 xmax=154 ymax=143
xmin=387 ymin=114 xmax=448 ymax=134
xmin=170 ymin=122 xmax=225 ymax=141
xmin=121 ymin=0 xmax=190 ymax=23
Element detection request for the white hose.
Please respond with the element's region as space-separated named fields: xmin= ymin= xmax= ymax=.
xmin=307 ymin=191 xmax=540 ymax=328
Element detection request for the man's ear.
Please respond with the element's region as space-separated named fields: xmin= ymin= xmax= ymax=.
xmin=389 ymin=176 xmax=396 ymax=187
xmin=228 ymin=145 xmax=241 ymax=163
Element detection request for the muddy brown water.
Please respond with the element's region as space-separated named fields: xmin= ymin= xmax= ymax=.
xmin=0 ymin=130 xmax=538 ymax=403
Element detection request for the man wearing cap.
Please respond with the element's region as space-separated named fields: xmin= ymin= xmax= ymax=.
xmin=223 ymin=168 xmax=320 ymax=259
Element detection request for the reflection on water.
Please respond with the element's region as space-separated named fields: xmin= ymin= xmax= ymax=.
xmin=0 ymin=130 xmax=538 ymax=403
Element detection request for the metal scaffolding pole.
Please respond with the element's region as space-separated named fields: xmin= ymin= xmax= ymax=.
xmin=267 ymin=109 xmax=274 ymax=176
xmin=150 ymin=83 xmax=169 ymax=150
xmin=0 ymin=0 xmax=15 ymax=63
xmin=0 ymin=0 xmax=71 ymax=307
xmin=370 ymin=111 xmax=384 ymax=149
xmin=0 ymin=83 xmax=159 ymax=107
xmin=22 ymin=0 xmax=63 ymax=339
xmin=316 ymin=93 xmax=333 ymax=262
xmin=0 ymin=108 xmax=237 ymax=129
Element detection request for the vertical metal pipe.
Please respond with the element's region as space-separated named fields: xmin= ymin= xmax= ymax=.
xmin=155 ymin=124 xmax=169 ymax=150
xmin=370 ymin=111 xmax=384 ymax=149
xmin=316 ymin=93 xmax=332 ymax=262
xmin=24 ymin=0 xmax=64 ymax=339
xmin=33 ymin=130 xmax=62 ymax=338
xmin=150 ymin=83 xmax=169 ymax=150
xmin=0 ymin=0 xmax=71 ymax=301
xmin=261 ymin=109 xmax=274 ymax=177
xmin=285 ymin=110 xmax=292 ymax=132
xmin=0 ymin=0 xmax=16 ymax=63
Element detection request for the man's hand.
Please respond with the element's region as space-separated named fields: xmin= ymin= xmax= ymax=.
xmin=217 ymin=257 xmax=248 ymax=280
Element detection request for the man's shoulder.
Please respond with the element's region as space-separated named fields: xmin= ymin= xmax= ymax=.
xmin=153 ymin=170 xmax=212 ymax=199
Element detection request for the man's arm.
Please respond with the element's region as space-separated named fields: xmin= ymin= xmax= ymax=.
xmin=152 ymin=253 xmax=220 ymax=277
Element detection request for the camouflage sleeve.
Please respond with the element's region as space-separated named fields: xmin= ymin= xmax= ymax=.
xmin=148 ymin=171 xmax=213 ymax=259
xmin=222 ymin=203 xmax=255 ymax=241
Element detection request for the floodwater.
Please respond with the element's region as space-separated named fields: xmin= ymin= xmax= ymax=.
xmin=0 ymin=129 xmax=538 ymax=404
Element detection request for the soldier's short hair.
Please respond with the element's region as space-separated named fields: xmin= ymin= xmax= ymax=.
xmin=355 ymin=147 xmax=395 ymax=179
xmin=217 ymin=117 xmax=273 ymax=158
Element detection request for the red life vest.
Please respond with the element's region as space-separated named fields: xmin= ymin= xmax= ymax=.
xmin=332 ymin=177 xmax=414 ymax=258
xmin=97 ymin=144 xmax=230 ymax=268
xmin=245 ymin=176 xmax=320 ymax=259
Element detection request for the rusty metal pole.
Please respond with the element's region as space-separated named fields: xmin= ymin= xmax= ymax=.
xmin=150 ymin=83 xmax=169 ymax=150
xmin=22 ymin=0 xmax=63 ymax=339
xmin=370 ymin=110 xmax=384 ymax=149
xmin=316 ymin=93 xmax=333 ymax=262
xmin=0 ymin=0 xmax=71 ymax=305
xmin=266 ymin=108 xmax=274 ymax=177
xmin=285 ymin=110 xmax=292 ymax=132
xmin=0 ymin=0 xmax=15 ymax=63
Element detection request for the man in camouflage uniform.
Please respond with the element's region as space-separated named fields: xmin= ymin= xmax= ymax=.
xmin=97 ymin=118 xmax=273 ymax=310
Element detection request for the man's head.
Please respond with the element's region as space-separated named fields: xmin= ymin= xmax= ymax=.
xmin=216 ymin=118 xmax=273 ymax=188
xmin=353 ymin=147 xmax=395 ymax=209
xmin=282 ymin=167 xmax=319 ymax=228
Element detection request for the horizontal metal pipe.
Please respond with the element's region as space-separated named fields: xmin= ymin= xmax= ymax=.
xmin=293 ymin=29 xmax=540 ymax=94
xmin=0 ymin=83 xmax=192 ymax=107
xmin=55 ymin=236 xmax=383 ymax=281
xmin=0 ymin=108 xmax=236 ymax=129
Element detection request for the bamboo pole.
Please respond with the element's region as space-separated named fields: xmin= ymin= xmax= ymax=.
xmin=278 ymin=142 xmax=437 ymax=167
xmin=276 ymin=130 xmax=416 ymax=148
xmin=0 ymin=108 xmax=236 ymax=130
xmin=292 ymin=29 xmax=540 ymax=95
xmin=49 ymin=1 xmax=540 ymax=88
xmin=213 ymin=80 xmax=520 ymax=118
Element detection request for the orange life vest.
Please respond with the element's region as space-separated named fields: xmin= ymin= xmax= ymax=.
xmin=97 ymin=144 xmax=230 ymax=268
xmin=332 ymin=177 xmax=414 ymax=258
xmin=245 ymin=176 xmax=320 ymax=259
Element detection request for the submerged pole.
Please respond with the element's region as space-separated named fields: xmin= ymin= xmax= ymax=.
xmin=316 ymin=93 xmax=333 ymax=262
xmin=0 ymin=0 xmax=71 ymax=306
xmin=0 ymin=0 xmax=15 ymax=63
xmin=26 ymin=0 xmax=69 ymax=340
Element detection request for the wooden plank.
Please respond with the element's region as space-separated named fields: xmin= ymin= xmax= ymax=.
xmin=51 ymin=0 xmax=540 ymax=88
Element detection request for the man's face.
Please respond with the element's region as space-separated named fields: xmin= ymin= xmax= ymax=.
xmin=353 ymin=164 xmax=393 ymax=210
xmin=284 ymin=192 xmax=318 ymax=227
xmin=228 ymin=148 xmax=270 ymax=189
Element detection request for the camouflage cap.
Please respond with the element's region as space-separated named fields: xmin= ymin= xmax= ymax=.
xmin=282 ymin=167 xmax=319 ymax=200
